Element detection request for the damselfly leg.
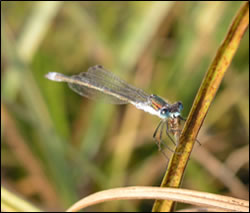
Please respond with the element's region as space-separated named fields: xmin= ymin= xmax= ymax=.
xmin=153 ymin=119 xmax=179 ymax=155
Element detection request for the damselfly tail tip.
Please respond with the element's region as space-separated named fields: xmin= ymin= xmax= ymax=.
xmin=45 ymin=72 xmax=63 ymax=82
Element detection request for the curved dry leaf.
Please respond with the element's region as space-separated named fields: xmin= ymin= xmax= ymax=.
xmin=176 ymin=207 xmax=229 ymax=212
xmin=66 ymin=186 xmax=249 ymax=212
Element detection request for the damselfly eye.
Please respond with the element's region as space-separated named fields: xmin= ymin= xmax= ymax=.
xmin=177 ymin=101 xmax=183 ymax=111
xmin=160 ymin=108 xmax=170 ymax=118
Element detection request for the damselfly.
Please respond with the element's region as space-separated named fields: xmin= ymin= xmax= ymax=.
xmin=45 ymin=65 xmax=185 ymax=156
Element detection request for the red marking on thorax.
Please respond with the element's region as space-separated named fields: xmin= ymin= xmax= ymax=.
xmin=151 ymin=99 xmax=163 ymax=111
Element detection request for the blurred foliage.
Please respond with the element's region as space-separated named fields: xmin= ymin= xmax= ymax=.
xmin=1 ymin=1 xmax=249 ymax=211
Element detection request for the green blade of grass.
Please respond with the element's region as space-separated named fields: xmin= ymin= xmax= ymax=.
xmin=152 ymin=2 xmax=249 ymax=212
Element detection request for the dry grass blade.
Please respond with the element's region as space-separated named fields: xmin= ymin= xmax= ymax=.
xmin=152 ymin=2 xmax=249 ymax=212
xmin=66 ymin=186 xmax=249 ymax=212
xmin=193 ymin=146 xmax=249 ymax=199
xmin=1 ymin=104 xmax=60 ymax=206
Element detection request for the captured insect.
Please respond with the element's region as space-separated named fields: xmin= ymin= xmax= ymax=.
xmin=45 ymin=65 xmax=186 ymax=158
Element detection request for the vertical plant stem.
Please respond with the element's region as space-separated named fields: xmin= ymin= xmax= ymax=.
xmin=152 ymin=2 xmax=249 ymax=212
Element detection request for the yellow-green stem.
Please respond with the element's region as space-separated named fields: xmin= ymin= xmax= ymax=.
xmin=152 ymin=2 xmax=249 ymax=212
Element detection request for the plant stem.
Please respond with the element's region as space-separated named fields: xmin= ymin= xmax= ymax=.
xmin=152 ymin=2 xmax=249 ymax=212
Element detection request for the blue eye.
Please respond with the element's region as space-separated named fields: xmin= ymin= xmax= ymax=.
xmin=160 ymin=108 xmax=170 ymax=118
xmin=177 ymin=101 xmax=183 ymax=111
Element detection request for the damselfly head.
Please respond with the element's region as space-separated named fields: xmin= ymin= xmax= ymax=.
xmin=167 ymin=101 xmax=183 ymax=119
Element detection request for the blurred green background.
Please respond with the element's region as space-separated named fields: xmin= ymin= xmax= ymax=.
xmin=1 ymin=1 xmax=249 ymax=211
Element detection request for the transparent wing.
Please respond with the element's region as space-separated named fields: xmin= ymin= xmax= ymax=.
xmin=68 ymin=65 xmax=150 ymax=105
